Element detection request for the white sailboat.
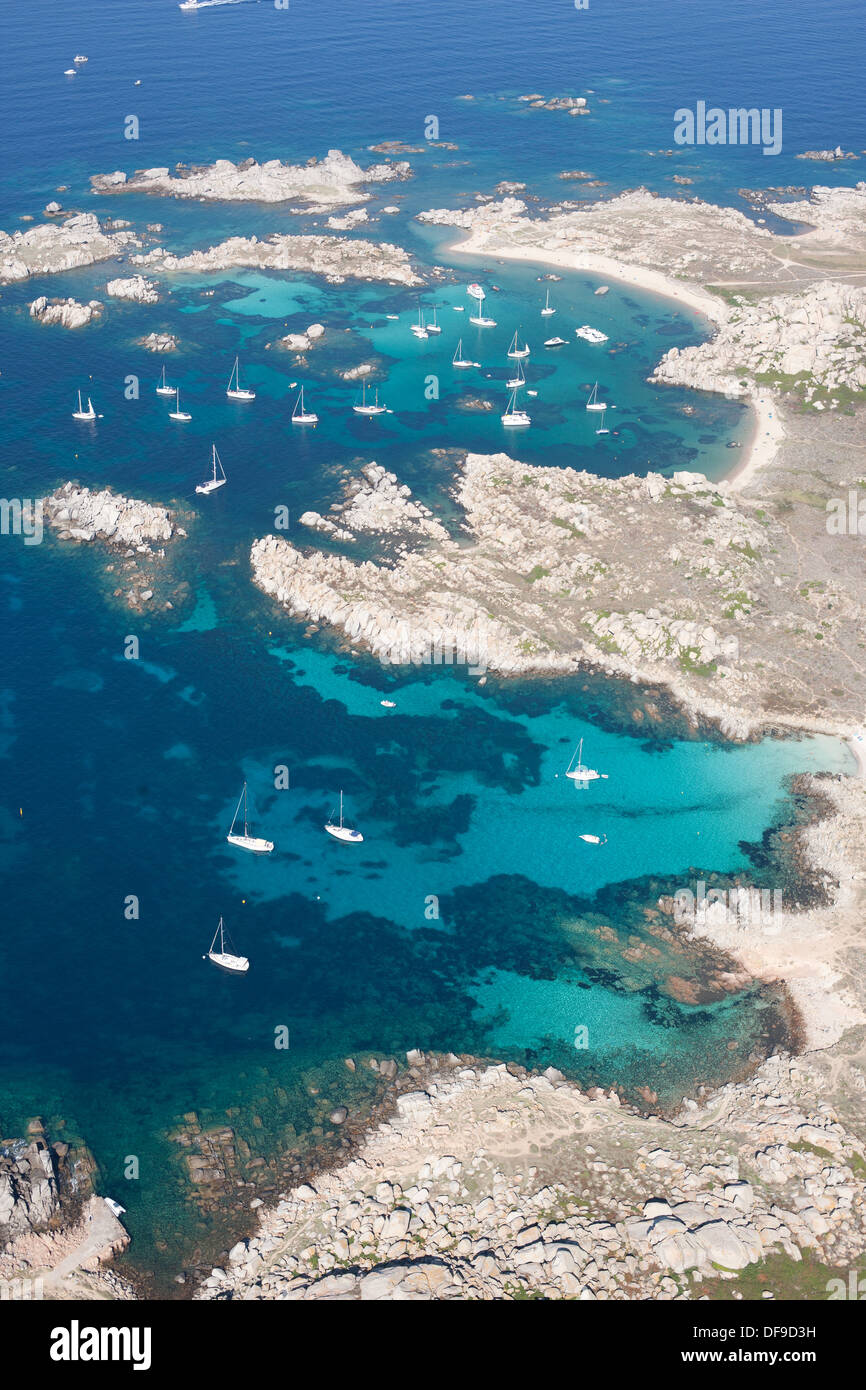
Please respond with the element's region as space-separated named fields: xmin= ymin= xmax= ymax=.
xmin=541 ymin=289 xmax=556 ymax=317
xmin=452 ymin=339 xmax=479 ymax=368
xmin=353 ymin=381 xmax=387 ymax=416
xmin=196 ymin=444 xmax=227 ymax=495
xmin=565 ymin=738 xmax=608 ymax=785
xmin=169 ymin=388 xmax=192 ymax=421
xmin=72 ymin=390 xmax=96 ymax=421
xmin=226 ymin=782 xmax=274 ymax=854
xmin=226 ymin=357 xmax=255 ymax=401
xmin=595 ymin=406 xmax=610 ymax=435
xmin=156 ymin=365 xmax=177 ymax=397
xmin=507 ymin=328 xmax=530 ymax=359
xmin=324 ymin=789 xmax=364 ymax=843
xmin=501 ymin=387 xmax=530 ymax=427
xmin=576 ymin=324 xmax=609 ymax=343
xmin=506 ymin=359 xmax=526 ymax=390
xmin=291 ymin=386 xmax=318 ymax=424
xmin=585 ymin=382 xmax=606 ymax=412
xmin=203 ymin=917 xmax=249 ymax=974
xmin=410 ymin=305 xmax=428 ymax=339
xmin=426 ymin=306 xmax=442 ymax=335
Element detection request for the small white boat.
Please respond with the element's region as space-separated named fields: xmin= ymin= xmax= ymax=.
xmin=380 ymin=699 xmax=396 ymax=708
xmin=527 ymin=389 xmax=538 ymax=397
xmin=353 ymin=381 xmax=387 ymax=416
xmin=501 ymin=387 xmax=530 ymax=427
xmin=204 ymin=917 xmax=249 ymax=974
xmin=291 ymin=385 xmax=318 ymax=424
xmin=169 ymin=388 xmax=191 ymax=422
xmin=196 ymin=444 xmax=227 ymax=495
xmin=64 ymin=68 xmax=77 ymax=76
xmin=226 ymin=781 xmax=274 ymax=854
xmin=72 ymin=389 xmax=96 ymax=421
xmin=506 ymin=359 xmax=526 ymax=390
xmin=226 ymin=356 xmax=255 ymax=401
xmin=507 ymin=329 xmax=530 ymax=360
xmin=386 ymin=314 xmax=399 ymax=320
xmin=585 ymin=382 xmax=606 ymax=412
xmin=103 ymin=1197 xmax=126 ymax=1217
xmin=426 ymin=306 xmax=442 ymax=335
xmin=595 ymin=406 xmax=610 ymax=436
xmin=579 ymin=833 xmax=607 ymax=845
xmin=324 ymin=789 xmax=364 ymax=843
xmin=452 ymin=339 xmax=479 ymax=368
xmin=155 ymin=365 xmax=177 ymax=397
xmin=180 ymin=0 xmax=205 ymax=9
xmin=576 ymin=325 xmax=609 ymax=344
xmin=467 ymin=283 xmax=485 ymax=300
xmin=566 ymin=738 xmax=608 ymax=785
xmin=544 ymin=336 xmax=567 ymax=347
xmin=74 ymin=55 xmax=89 ymax=63
xmin=541 ymin=289 xmax=556 ymax=317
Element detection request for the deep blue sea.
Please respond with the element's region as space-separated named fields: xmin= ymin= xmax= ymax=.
xmin=1 ymin=0 xmax=863 ymax=1289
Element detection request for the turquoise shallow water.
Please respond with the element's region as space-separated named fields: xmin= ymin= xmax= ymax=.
xmin=0 ymin=0 xmax=863 ymax=1288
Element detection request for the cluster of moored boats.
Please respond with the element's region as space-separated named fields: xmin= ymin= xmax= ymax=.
xmin=209 ymin=738 xmax=609 ymax=972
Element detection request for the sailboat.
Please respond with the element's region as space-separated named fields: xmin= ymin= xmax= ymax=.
xmin=291 ymin=386 xmax=318 ymax=424
xmin=226 ymin=357 xmax=255 ymax=401
xmin=595 ymin=406 xmax=610 ymax=436
xmin=155 ymin=365 xmax=176 ymax=397
xmin=195 ymin=444 xmax=227 ymax=495
xmin=565 ymin=738 xmax=608 ymax=785
xmin=506 ymin=358 xmax=526 ymax=390
xmin=426 ymin=306 xmax=442 ymax=335
xmin=203 ymin=917 xmax=249 ymax=974
xmin=507 ymin=328 xmax=530 ymax=360
xmin=410 ymin=306 xmax=428 ymax=339
xmin=353 ymin=381 xmax=387 ymax=416
xmin=501 ymin=387 xmax=530 ymax=427
xmin=585 ymin=382 xmax=606 ymax=412
xmin=226 ymin=782 xmax=274 ymax=854
xmin=72 ymin=390 xmax=96 ymax=421
xmin=452 ymin=339 xmax=479 ymax=368
xmin=468 ymin=285 xmax=496 ymax=327
xmin=324 ymin=789 xmax=364 ymax=843
xmin=169 ymin=388 xmax=192 ymax=422
xmin=541 ymin=289 xmax=556 ymax=317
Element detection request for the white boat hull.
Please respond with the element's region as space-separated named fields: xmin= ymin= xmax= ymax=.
xmin=353 ymin=405 xmax=386 ymax=415
xmin=196 ymin=478 xmax=227 ymax=495
xmin=292 ymin=413 xmax=318 ymax=424
xmin=155 ymin=386 xmax=176 ymax=397
xmin=502 ymin=413 xmax=530 ymax=426
xmin=227 ymin=388 xmax=256 ymax=401
xmin=169 ymin=411 xmax=192 ymax=421
xmin=72 ymin=412 xmax=95 ymax=421
xmin=469 ymin=316 xmax=496 ymax=327
xmin=207 ymin=951 xmax=250 ymax=973
xmin=227 ymin=832 xmax=274 ymax=854
xmin=576 ymin=327 xmax=609 ymax=343
xmin=507 ymin=349 xmax=530 ymax=359
xmin=585 ymin=403 xmax=606 ymax=412
xmin=566 ymin=768 xmax=603 ymax=783
xmin=324 ymin=823 xmax=364 ymax=843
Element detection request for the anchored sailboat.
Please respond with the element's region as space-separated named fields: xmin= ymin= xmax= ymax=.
xmin=452 ymin=339 xmax=479 ymax=368
xmin=291 ymin=386 xmax=318 ymax=424
xmin=353 ymin=381 xmax=388 ymax=416
xmin=507 ymin=328 xmax=530 ymax=359
xmin=324 ymin=789 xmax=364 ymax=843
xmin=585 ymin=382 xmax=606 ymax=412
xmin=541 ymin=289 xmax=556 ymax=317
xmin=506 ymin=358 xmax=526 ymax=390
xmin=468 ymin=284 xmax=496 ymax=327
xmin=565 ymin=738 xmax=608 ymax=785
xmin=226 ymin=357 xmax=255 ymax=401
xmin=72 ymin=390 xmax=96 ymax=421
xmin=595 ymin=406 xmax=610 ymax=436
xmin=169 ymin=388 xmax=192 ymax=421
xmin=226 ymin=782 xmax=274 ymax=854
xmin=203 ymin=917 xmax=249 ymax=974
xmin=426 ymin=306 xmax=442 ymax=335
xmin=410 ymin=305 xmax=428 ymax=339
xmin=156 ymin=365 xmax=177 ymax=397
xmin=501 ymin=387 xmax=530 ymax=427
xmin=196 ymin=444 xmax=227 ymax=495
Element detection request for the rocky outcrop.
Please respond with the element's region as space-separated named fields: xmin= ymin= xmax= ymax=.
xmin=132 ymin=232 xmax=420 ymax=287
xmin=0 ymin=212 xmax=138 ymax=283
xmin=298 ymin=462 xmax=450 ymax=542
xmin=29 ymin=295 xmax=103 ymax=329
xmin=138 ymin=331 xmax=178 ymax=352
xmin=276 ymin=323 xmax=325 ymax=352
xmin=653 ymin=281 xmax=866 ymax=403
xmin=44 ymin=483 xmax=181 ymax=552
xmin=197 ymin=1049 xmax=866 ymax=1301
xmin=106 ymin=274 xmax=159 ymax=304
xmin=90 ymin=148 xmax=411 ymax=208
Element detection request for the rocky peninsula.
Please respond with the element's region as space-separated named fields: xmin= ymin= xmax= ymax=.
xmin=133 ymin=231 xmax=420 ymax=287
xmin=90 ymin=148 xmax=411 ymax=208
